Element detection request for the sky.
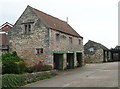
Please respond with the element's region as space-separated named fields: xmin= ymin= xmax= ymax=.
xmin=0 ymin=0 xmax=119 ymax=48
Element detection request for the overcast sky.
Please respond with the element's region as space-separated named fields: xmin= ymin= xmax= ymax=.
xmin=0 ymin=0 xmax=119 ymax=48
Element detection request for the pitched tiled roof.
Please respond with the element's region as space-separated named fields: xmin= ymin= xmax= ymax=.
xmin=0 ymin=22 xmax=13 ymax=32
xmin=85 ymin=40 xmax=109 ymax=50
xmin=29 ymin=6 xmax=83 ymax=38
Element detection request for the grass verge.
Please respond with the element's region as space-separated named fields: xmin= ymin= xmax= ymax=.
xmin=20 ymin=74 xmax=57 ymax=87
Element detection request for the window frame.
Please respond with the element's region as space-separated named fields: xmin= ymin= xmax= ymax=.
xmin=35 ymin=48 xmax=43 ymax=55
xmin=23 ymin=22 xmax=33 ymax=35
xmin=79 ymin=39 xmax=81 ymax=45
xmin=69 ymin=37 xmax=72 ymax=44
xmin=56 ymin=33 xmax=60 ymax=41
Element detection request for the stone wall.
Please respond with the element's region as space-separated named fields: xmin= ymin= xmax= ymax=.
xmin=84 ymin=40 xmax=108 ymax=63
xmin=49 ymin=29 xmax=84 ymax=68
xmin=9 ymin=6 xmax=84 ymax=68
xmin=51 ymin=30 xmax=83 ymax=52
xmin=9 ymin=7 xmax=50 ymax=66
xmin=84 ymin=49 xmax=104 ymax=63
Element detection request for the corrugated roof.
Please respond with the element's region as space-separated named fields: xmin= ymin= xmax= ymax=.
xmin=29 ymin=6 xmax=83 ymax=38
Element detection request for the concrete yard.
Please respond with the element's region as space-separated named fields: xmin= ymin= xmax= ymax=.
xmin=22 ymin=62 xmax=119 ymax=88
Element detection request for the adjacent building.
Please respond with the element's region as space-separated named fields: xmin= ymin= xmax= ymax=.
xmin=10 ymin=6 xmax=84 ymax=70
xmin=0 ymin=22 xmax=13 ymax=32
xmin=0 ymin=22 xmax=13 ymax=55
xmin=84 ymin=40 xmax=109 ymax=63
xmin=110 ymin=46 xmax=120 ymax=61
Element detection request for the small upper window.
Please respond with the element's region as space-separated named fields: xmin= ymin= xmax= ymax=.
xmin=69 ymin=37 xmax=72 ymax=44
xmin=24 ymin=23 xmax=32 ymax=34
xmin=79 ymin=39 xmax=81 ymax=45
xmin=56 ymin=34 xmax=60 ymax=41
xmin=28 ymin=24 xmax=31 ymax=32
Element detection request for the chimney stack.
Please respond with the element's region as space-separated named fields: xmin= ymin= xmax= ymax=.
xmin=66 ymin=17 xmax=68 ymax=23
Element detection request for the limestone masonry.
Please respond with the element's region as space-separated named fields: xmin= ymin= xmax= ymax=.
xmin=9 ymin=6 xmax=84 ymax=70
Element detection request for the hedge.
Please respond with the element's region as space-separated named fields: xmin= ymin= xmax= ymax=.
xmin=2 ymin=60 xmax=26 ymax=74
xmin=1 ymin=51 xmax=23 ymax=62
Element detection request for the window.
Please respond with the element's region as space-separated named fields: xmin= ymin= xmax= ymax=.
xmin=35 ymin=48 xmax=43 ymax=55
xmin=88 ymin=48 xmax=94 ymax=52
xmin=79 ymin=39 xmax=81 ymax=45
xmin=69 ymin=37 xmax=72 ymax=44
xmin=28 ymin=24 xmax=31 ymax=32
xmin=56 ymin=34 xmax=60 ymax=41
xmin=24 ymin=24 xmax=27 ymax=34
xmin=24 ymin=23 xmax=32 ymax=34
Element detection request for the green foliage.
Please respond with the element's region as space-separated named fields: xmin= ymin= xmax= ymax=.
xmin=2 ymin=60 xmax=27 ymax=74
xmin=1 ymin=51 xmax=23 ymax=62
xmin=26 ymin=75 xmax=56 ymax=84
xmin=15 ymin=61 xmax=27 ymax=74
xmin=2 ymin=73 xmax=57 ymax=89
xmin=2 ymin=74 xmax=25 ymax=89
xmin=2 ymin=60 xmax=19 ymax=74
xmin=39 ymin=65 xmax=52 ymax=71
xmin=11 ymin=51 xmax=17 ymax=56
xmin=24 ymin=67 xmax=34 ymax=73
xmin=2 ymin=51 xmax=26 ymax=74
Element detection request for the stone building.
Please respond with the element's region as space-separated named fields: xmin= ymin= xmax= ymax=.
xmin=0 ymin=32 xmax=9 ymax=55
xmin=110 ymin=46 xmax=120 ymax=61
xmin=84 ymin=40 xmax=109 ymax=63
xmin=0 ymin=22 xmax=12 ymax=55
xmin=0 ymin=22 xmax=13 ymax=32
xmin=10 ymin=6 xmax=84 ymax=70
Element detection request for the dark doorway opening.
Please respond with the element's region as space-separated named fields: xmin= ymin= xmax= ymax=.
xmin=67 ymin=53 xmax=74 ymax=69
xmin=53 ymin=53 xmax=63 ymax=70
xmin=113 ymin=53 xmax=119 ymax=61
xmin=76 ymin=53 xmax=82 ymax=67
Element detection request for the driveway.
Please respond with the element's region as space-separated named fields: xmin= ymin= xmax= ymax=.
xmin=22 ymin=62 xmax=119 ymax=87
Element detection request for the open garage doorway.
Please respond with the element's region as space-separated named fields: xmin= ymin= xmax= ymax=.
xmin=67 ymin=53 xmax=74 ymax=69
xmin=53 ymin=53 xmax=63 ymax=70
xmin=76 ymin=53 xmax=82 ymax=67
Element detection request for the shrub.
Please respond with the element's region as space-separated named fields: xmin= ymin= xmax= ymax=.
xmin=15 ymin=61 xmax=27 ymax=74
xmin=2 ymin=51 xmax=27 ymax=74
xmin=39 ymin=65 xmax=52 ymax=71
xmin=1 ymin=51 xmax=23 ymax=62
xmin=2 ymin=60 xmax=27 ymax=74
xmin=11 ymin=51 xmax=17 ymax=56
xmin=32 ymin=61 xmax=44 ymax=72
xmin=2 ymin=60 xmax=19 ymax=74
xmin=32 ymin=61 xmax=52 ymax=72
xmin=25 ymin=67 xmax=34 ymax=73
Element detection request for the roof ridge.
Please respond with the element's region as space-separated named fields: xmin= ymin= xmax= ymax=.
xmin=30 ymin=6 xmax=67 ymax=24
xmin=88 ymin=40 xmax=108 ymax=50
xmin=27 ymin=5 xmax=82 ymax=38
xmin=0 ymin=22 xmax=13 ymax=29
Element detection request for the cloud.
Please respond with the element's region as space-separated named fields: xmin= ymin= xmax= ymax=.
xmin=0 ymin=0 xmax=119 ymax=48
